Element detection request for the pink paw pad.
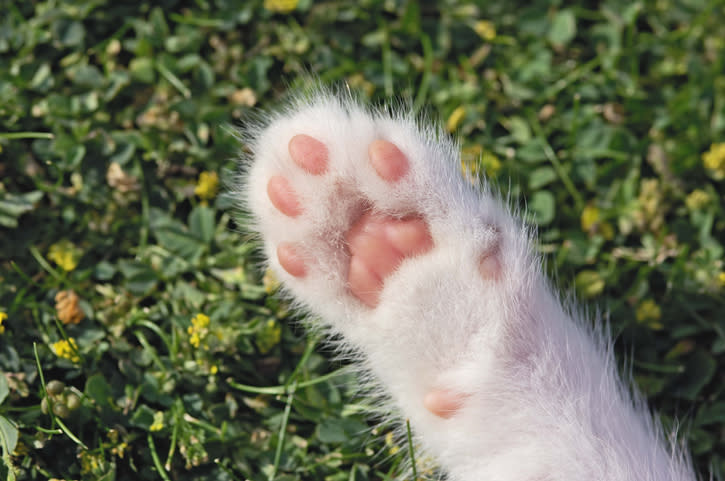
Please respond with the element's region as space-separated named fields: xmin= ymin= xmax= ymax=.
xmin=288 ymin=134 xmax=329 ymax=175
xmin=267 ymin=176 xmax=302 ymax=218
xmin=423 ymin=389 xmax=466 ymax=419
xmin=369 ymin=139 xmax=409 ymax=182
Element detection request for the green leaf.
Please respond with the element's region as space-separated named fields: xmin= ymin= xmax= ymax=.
xmin=71 ymin=64 xmax=105 ymax=88
xmin=189 ymin=205 xmax=215 ymax=244
xmin=317 ymin=418 xmax=349 ymax=443
xmin=118 ymin=260 xmax=158 ymax=295
xmin=129 ymin=57 xmax=156 ymax=83
xmin=29 ymin=63 xmax=53 ymax=91
xmin=317 ymin=417 xmax=367 ymax=444
xmin=56 ymin=20 xmax=85 ymax=47
xmin=0 ymin=376 xmax=8 ymax=405
xmin=517 ymin=140 xmax=547 ymax=163
xmin=0 ymin=191 xmax=43 ymax=228
xmin=153 ymin=226 xmax=205 ymax=261
xmin=0 ymin=415 xmax=19 ymax=458
xmin=674 ymin=350 xmax=716 ymax=400
xmin=695 ymin=402 xmax=725 ymax=427
xmin=528 ymin=166 xmax=557 ymax=189
xmin=503 ymin=116 xmax=532 ymax=144
xmin=130 ymin=404 xmax=155 ymax=430
xmin=548 ymin=9 xmax=577 ymax=46
xmin=528 ymin=190 xmax=555 ymax=225
xmin=85 ymin=374 xmax=113 ymax=407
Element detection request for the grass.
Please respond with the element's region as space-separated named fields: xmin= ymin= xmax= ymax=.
xmin=1 ymin=0 xmax=724 ymax=479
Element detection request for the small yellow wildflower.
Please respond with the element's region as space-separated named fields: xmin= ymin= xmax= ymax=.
xmin=194 ymin=171 xmax=219 ymax=202
xmin=473 ymin=20 xmax=496 ymax=41
xmin=580 ymin=205 xmax=600 ymax=232
xmin=685 ymin=189 xmax=710 ymax=211
xmin=575 ymin=270 xmax=604 ymax=298
xmin=702 ymin=142 xmax=725 ymax=180
xmin=385 ymin=431 xmax=400 ymax=455
xmin=580 ymin=205 xmax=614 ymax=239
xmin=150 ymin=411 xmax=164 ymax=432
xmin=264 ymin=0 xmax=298 ymax=13
xmin=0 ymin=311 xmax=6 ymax=334
xmin=461 ymin=146 xmax=502 ymax=182
xmin=446 ymin=106 xmax=466 ymax=132
xmin=12 ymin=440 xmax=29 ymax=456
xmin=111 ymin=441 xmax=128 ymax=458
xmin=480 ymin=150 xmax=502 ymax=177
xmin=263 ymin=268 xmax=280 ymax=294
xmin=636 ymin=300 xmax=663 ymax=330
xmin=719 ymin=272 xmax=725 ymax=287
xmin=188 ymin=313 xmax=210 ymax=349
xmin=210 ymin=365 xmax=218 ymax=375
xmin=48 ymin=240 xmax=82 ymax=272
xmin=80 ymin=450 xmax=104 ymax=475
xmin=192 ymin=313 xmax=209 ymax=329
xmin=52 ymin=338 xmax=81 ymax=363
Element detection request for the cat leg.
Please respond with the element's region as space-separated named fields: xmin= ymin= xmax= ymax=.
xmin=242 ymin=93 xmax=696 ymax=481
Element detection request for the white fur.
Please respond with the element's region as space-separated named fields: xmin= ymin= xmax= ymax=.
xmin=239 ymin=90 xmax=698 ymax=481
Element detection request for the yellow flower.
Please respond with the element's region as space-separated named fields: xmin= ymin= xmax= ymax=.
xmin=52 ymin=338 xmax=81 ymax=363
xmin=480 ymin=150 xmax=502 ymax=177
xmin=702 ymin=142 xmax=725 ymax=180
xmin=194 ymin=171 xmax=219 ymax=202
xmin=636 ymin=300 xmax=663 ymax=330
xmin=188 ymin=313 xmax=210 ymax=349
xmin=264 ymin=0 xmax=298 ymax=13
xmin=575 ymin=270 xmax=604 ymax=298
xmin=685 ymin=189 xmax=710 ymax=210
xmin=48 ymin=240 xmax=82 ymax=272
xmin=111 ymin=441 xmax=128 ymax=458
xmin=150 ymin=411 xmax=164 ymax=432
xmin=0 ymin=311 xmax=6 ymax=334
xmin=446 ymin=106 xmax=466 ymax=132
xmin=210 ymin=365 xmax=218 ymax=375
xmin=580 ymin=205 xmax=614 ymax=239
xmin=263 ymin=268 xmax=280 ymax=294
xmin=461 ymin=145 xmax=502 ymax=182
xmin=719 ymin=272 xmax=725 ymax=287
xmin=80 ymin=451 xmax=104 ymax=475
xmin=192 ymin=313 xmax=210 ymax=328
xmin=581 ymin=205 xmax=600 ymax=232
xmin=474 ymin=20 xmax=496 ymax=41
xmin=384 ymin=431 xmax=400 ymax=455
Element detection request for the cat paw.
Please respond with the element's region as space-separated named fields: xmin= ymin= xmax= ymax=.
xmin=244 ymin=96 xmax=521 ymax=424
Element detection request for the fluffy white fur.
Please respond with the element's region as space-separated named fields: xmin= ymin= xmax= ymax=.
xmin=239 ymin=90 xmax=698 ymax=481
